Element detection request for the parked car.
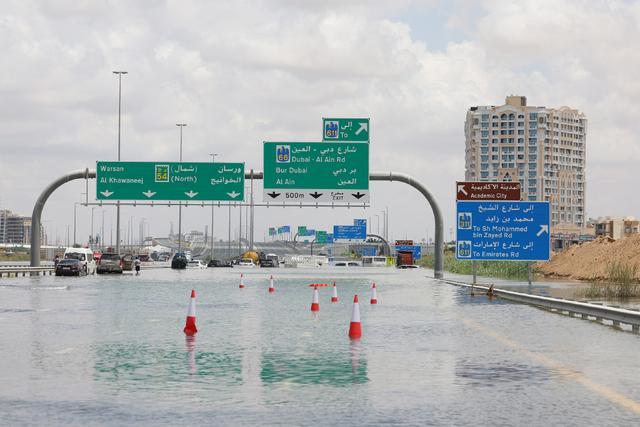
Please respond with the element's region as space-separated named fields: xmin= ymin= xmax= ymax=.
xmin=121 ymin=254 xmax=134 ymax=271
xmin=233 ymin=258 xmax=256 ymax=268
xmin=63 ymin=247 xmax=96 ymax=275
xmin=208 ymin=259 xmax=232 ymax=268
xmin=259 ymin=259 xmax=277 ymax=268
xmin=171 ymin=252 xmax=188 ymax=270
xmin=187 ymin=260 xmax=207 ymax=269
xmin=97 ymin=252 xmax=123 ymax=274
xmin=55 ymin=259 xmax=85 ymax=276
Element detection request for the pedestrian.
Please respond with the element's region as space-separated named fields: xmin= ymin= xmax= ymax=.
xmin=134 ymin=257 xmax=141 ymax=275
xmin=54 ymin=254 xmax=60 ymax=267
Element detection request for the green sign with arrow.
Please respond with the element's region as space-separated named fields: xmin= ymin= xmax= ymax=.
xmin=263 ymin=142 xmax=369 ymax=203
xmin=323 ymin=118 xmax=369 ymax=142
xmin=96 ymin=161 xmax=244 ymax=201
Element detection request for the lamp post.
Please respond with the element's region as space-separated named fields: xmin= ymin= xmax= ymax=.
xmin=113 ymin=70 xmax=127 ymax=255
xmin=176 ymin=123 xmax=187 ymax=254
xmin=209 ymin=153 xmax=218 ymax=260
xmin=90 ymin=207 xmax=96 ymax=250
xmin=375 ymin=214 xmax=380 ymax=235
xmin=73 ymin=202 xmax=78 ymax=246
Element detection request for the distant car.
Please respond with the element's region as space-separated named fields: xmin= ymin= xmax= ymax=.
xmin=208 ymin=259 xmax=232 ymax=268
xmin=259 ymin=259 xmax=277 ymax=268
xmin=64 ymin=247 xmax=96 ymax=275
xmin=397 ymin=264 xmax=420 ymax=269
xmin=55 ymin=259 xmax=85 ymax=276
xmin=187 ymin=260 xmax=207 ymax=269
xmin=171 ymin=253 xmax=188 ymax=270
xmin=97 ymin=252 xmax=123 ymax=274
xmin=121 ymin=254 xmax=134 ymax=271
xmin=234 ymin=258 xmax=256 ymax=268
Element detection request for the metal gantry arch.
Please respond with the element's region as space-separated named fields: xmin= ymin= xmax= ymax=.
xmin=30 ymin=169 xmax=444 ymax=278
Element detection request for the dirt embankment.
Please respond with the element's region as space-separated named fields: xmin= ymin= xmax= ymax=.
xmin=536 ymin=235 xmax=640 ymax=281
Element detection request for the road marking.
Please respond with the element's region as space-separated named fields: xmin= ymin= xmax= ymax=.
xmin=461 ymin=317 xmax=640 ymax=415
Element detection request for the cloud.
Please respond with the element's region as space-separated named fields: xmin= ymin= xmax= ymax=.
xmin=1 ymin=0 xmax=639 ymax=245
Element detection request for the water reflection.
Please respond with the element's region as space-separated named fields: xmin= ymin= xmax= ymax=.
xmin=92 ymin=343 xmax=243 ymax=386
xmin=185 ymin=336 xmax=196 ymax=375
xmin=455 ymin=358 xmax=551 ymax=387
xmin=260 ymin=349 xmax=368 ymax=386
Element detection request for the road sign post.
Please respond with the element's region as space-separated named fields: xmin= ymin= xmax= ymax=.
xmin=263 ymin=142 xmax=369 ymax=203
xmin=456 ymin=201 xmax=550 ymax=261
xmin=96 ymin=162 xmax=244 ymax=201
xmin=323 ymin=118 xmax=369 ymax=142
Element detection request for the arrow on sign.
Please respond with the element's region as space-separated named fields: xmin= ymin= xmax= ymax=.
xmin=227 ymin=191 xmax=240 ymax=199
xmin=100 ymin=190 xmax=114 ymax=198
xmin=355 ymin=122 xmax=368 ymax=136
xmin=352 ymin=192 xmax=366 ymax=199
xmin=537 ymin=224 xmax=549 ymax=237
xmin=310 ymin=192 xmax=323 ymax=199
xmin=457 ymin=184 xmax=468 ymax=196
xmin=142 ymin=190 xmax=156 ymax=198
xmin=267 ymin=192 xmax=281 ymax=199
xmin=185 ymin=191 xmax=199 ymax=198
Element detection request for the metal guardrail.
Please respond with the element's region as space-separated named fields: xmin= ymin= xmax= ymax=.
xmin=0 ymin=266 xmax=54 ymax=278
xmin=440 ymin=278 xmax=640 ymax=332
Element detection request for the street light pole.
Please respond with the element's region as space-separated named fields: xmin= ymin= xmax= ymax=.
xmin=73 ymin=203 xmax=77 ymax=246
xmin=113 ymin=70 xmax=127 ymax=255
xmin=90 ymin=207 xmax=96 ymax=250
xmin=176 ymin=123 xmax=187 ymax=254
xmin=209 ymin=153 xmax=218 ymax=260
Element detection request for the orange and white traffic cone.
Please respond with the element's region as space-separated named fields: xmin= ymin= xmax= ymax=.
xmin=239 ymin=273 xmax=245 ymax=289
xmin=183 ymin=289 xmax=198 ymax=336
xmin=311 ymin=286 xmax=320 ymax=311
xmin=348 ymin=295 xmax=362 ymax=339
xmin=269 ymin=275 xmax=275 ymax=293
xmin=331 ymin=281 xmax=338 ymax=302
xmin=370 ymin=282 xmax=378 ymax=305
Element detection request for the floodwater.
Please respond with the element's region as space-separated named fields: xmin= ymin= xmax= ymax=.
xmin=1 ymin=267 xmax=640 ymax=426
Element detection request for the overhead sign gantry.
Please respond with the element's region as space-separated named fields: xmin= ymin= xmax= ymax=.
xmin=96 ymin=161 xmax=245 ymax=201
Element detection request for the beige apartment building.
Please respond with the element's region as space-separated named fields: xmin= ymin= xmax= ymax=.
xmin=464 ymin=95 xmax=587 ymax=227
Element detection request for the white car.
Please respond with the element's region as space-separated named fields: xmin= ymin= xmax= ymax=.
xmin=187 ymin=260 xmax=207 ymax=269
xmin=63 ymin=247 xmax=97 ymax=275
xmin=234 ymin=258 xmax=256 ymax=268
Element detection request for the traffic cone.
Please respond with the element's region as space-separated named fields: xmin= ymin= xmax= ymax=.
xmin=311 ymin=286 xmax=320 ymax=312
xmin=348 ymin=295 xmax=362 ymax=339
xmin=331 ymin=281 xmax=338 ymax=302
xmin=183 ymin=289 xmax=198 ymax=336
xmin=239 ymin=273 xmax=245 ymax=289
xmin=269 ymin=275 xmax=275 ymax=293
xmin=370 ymin=282 xmax=378 ymax=305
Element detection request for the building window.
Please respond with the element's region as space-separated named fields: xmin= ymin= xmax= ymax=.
xmin=481 ymin=138 xmax=489 ymax=145
xmin=481 ymin=172 xmax=489 ymax=179
xmin=481 ymin=114 xmax=489 ymax=121
xmin=481 ymin=122 xmax=489 ymax=129
xmin=529 ymin=113 xmax=538 ymax=120
xmin=481 ymin=131 xmax=489 ymax=137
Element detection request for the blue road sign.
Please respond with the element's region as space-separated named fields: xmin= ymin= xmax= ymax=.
xmin=357 ymin=246 xmax=378 ymax=257
xmin=354 ymin=219 xmax=367 ymax=227
xmin=282 ymin=225 xmax=291 ymax=233
xmin=395 ymin=245 xmax=422 ymax=260
xmin=327 ymin=233 xmax=334 ymax=244
xmin=333 ymin=224 xmax=367 ymax=242
xmin=456 ymin=201 xmax=550 ymax=261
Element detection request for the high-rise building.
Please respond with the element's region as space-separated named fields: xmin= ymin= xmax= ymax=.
xmin=0 ymin=209 xmax=38 ymax=244
xmin=464 ymin=96 xmax=587 ymax=227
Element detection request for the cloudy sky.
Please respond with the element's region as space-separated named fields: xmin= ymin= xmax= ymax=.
xmin=1 ymin=0 xmax=639 ymax=246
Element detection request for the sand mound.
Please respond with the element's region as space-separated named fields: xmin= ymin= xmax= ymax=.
xmin=536 ymin=234 xmax=640 ymax=281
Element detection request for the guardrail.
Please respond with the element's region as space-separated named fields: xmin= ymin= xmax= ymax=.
xmin=0 ymin=266 xmax=54 ymax=278
xmin=440 ymin=278 xmax=640 ymax=332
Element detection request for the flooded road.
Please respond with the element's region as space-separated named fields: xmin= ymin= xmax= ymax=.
xmin=1 ymin=267 xmax=639 ymax=425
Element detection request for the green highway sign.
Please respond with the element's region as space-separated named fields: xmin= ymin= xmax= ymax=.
xmin=323 ymin=118 xmax=369 ymax=142
xmin=263 ymin=142 xmax=369 ymax=203
xmin=96 ymin=161 xmax=244 ymax=201
xmin=315 ymin=230 xmax=328 ymax=244
xmin=298 ymin=226 xmax=307 ymax=235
